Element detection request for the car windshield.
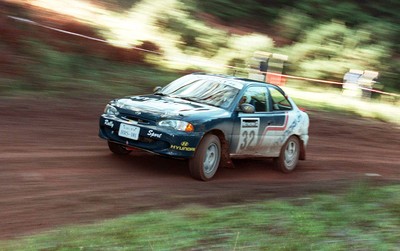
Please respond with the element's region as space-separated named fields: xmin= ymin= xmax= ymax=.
xmin=157 ymin=75 xmax=242 ymax=109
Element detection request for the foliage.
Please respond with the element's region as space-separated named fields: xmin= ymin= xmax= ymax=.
xmin=2 ymin=183 xmax=400 ymax=250
xmin=192 ymin=0 xmax=292 ymax=23
xmin=287 ymin=21 xmax=393 ymax=82
xmin=96 ymin=0 xmax=142 ymax=10
xmin=1 ymin=0 xmax=399 ymax=93
xmin=274 ymin=7 xmax=315 ymax=42
xmin=157 ymin=14 xmax=229 ymax=58
xmin=0 ymin=38 xmax=179 ymax=97
xmin=191 ymin=0 xmax=400 ymax=91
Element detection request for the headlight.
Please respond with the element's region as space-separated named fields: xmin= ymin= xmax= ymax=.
xmin=104 ymin=104 xmax=119 ymax=116
xmin=158 ymin=120 xmax=194 ymax=132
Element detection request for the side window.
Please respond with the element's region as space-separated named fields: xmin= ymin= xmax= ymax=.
xmin=268 ymin=87 xmax=292 ymax=111
xmin=239 ymin=86 xmax=269 ymax=112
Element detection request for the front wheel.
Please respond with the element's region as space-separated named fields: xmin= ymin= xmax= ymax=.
xmin=274 ymin=136 xmax=300 ymax=173
xmin=108 ymin=141 xmax=132 ymax=155
xmin=189 ymin=134 xmax=221 ymax=181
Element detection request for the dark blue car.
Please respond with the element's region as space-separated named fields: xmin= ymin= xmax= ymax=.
xmin=99 ymin=73 xmax=309 ymax=181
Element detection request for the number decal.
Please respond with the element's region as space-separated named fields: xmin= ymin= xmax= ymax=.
xmin=236 ymin=118 xmax=260 ymax=153
xmin=239 ymin=130 xmax=256 ymax=150
xmin=248 ymin=130 xmax=255 ymax=146
xmin=239 ymin=131 xmax=248 ymax=150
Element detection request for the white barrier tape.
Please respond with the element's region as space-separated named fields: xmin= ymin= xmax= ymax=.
xmin=9 ymin=16 xmax=107 ymax=43
xmin=8 ymin=15 xmax=163 ymax=55
xmin=7 ymin=15 xmax=400 ymax=98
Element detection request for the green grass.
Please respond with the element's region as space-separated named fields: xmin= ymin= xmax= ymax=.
xmin=0 ymin=38 xmax=182 ymax=98
xmin=0 ymin=58 xmax=181 ymax=99
xmin=1 ymin=183 xmax=399 ymax=250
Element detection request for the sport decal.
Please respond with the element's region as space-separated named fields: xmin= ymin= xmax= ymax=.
xmin=147 ymin=130 xmax=162 ymax=138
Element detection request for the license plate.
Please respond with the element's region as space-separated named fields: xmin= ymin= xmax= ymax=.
xmin=118 ymin=123 xmax=140 ymax=140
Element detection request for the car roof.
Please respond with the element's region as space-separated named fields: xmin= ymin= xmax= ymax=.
xmin=190 ymin=72 xmax=286 ymax=93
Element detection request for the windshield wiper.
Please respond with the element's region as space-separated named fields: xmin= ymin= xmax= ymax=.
xmin=168 ymin=95 xmax=196 ymax=101
xmin=178 ymin=97 xmax=199 ymax=102
xmin=177 ymin=96 xmax=221 ymax=107
xmin=154 ymin=92 xmax=169 ymax=96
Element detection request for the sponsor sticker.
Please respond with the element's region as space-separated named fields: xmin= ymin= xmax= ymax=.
xmin=104 ymin=119 xmax=114 ymax=128
xmin=170 ymin=141 xmax=195 ymax=151
xmin=242 ymin=120 xmax=259 ymax=128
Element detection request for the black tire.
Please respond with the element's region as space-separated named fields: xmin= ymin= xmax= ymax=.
xmin=274 ymin=136 xmax=300 ymax=173
xmin=189 ymin=134 xmax=221 ymax=181
xmin=108 ymin=141 xmax=131 ymax=155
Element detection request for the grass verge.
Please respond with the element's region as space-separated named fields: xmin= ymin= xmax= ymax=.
xmin=284 ymin=82 xmax=400 ymax=125
xmin=1 ymin=182 xmax=400 ymax=250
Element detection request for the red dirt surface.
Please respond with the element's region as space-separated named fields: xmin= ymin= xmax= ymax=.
xmin=0 ymin=97 xmax=399 ymax=240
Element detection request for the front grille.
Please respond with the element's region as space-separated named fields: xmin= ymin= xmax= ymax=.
xmin=120 ymin=114 xmax=150 ymax=124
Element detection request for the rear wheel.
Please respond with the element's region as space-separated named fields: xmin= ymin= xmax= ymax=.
xmin=108 ymin=141 xmax=131 ymax=155
xmin=189 ymin=134 xmax=221 ymax=181
xmin=274 ymin=136 xmax=300 ymax=173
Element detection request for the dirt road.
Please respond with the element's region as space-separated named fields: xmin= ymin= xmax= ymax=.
xmin=0 ymin=97 xmax=399 ymax=239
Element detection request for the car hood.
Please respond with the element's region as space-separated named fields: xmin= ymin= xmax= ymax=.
xmin=112 ymin=94 xmax=229 ymax=121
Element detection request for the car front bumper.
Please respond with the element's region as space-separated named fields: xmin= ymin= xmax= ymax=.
xmin=99 ymin=115 xmax=203 ymax=158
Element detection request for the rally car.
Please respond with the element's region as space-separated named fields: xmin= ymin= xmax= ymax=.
xmin=99 ymin=73 xmax=309 ymax=181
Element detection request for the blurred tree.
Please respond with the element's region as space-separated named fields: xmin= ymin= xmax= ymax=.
xmin=1 ymin=0 xmax=399 ymax=93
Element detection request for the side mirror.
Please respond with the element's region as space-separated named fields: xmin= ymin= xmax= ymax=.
xmin=153 ymin=86 xmax=162 ymax=93
xmin=239 ymin=103 xmax=255 ymax=113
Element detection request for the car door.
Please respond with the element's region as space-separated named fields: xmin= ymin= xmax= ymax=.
xmin=256 ymin=86 xmax=293 ymax=155
xmin=230 ymin=85 xmax=287 ymax=157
